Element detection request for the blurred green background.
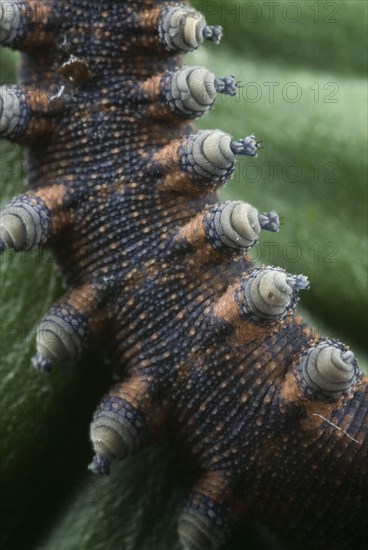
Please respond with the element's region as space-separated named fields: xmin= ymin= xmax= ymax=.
xmin=0 ymin=1 xmax=367 ymax=549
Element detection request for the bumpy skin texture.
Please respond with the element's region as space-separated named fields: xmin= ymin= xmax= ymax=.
xmin=0 ymin=1 xmax=367 ymax=549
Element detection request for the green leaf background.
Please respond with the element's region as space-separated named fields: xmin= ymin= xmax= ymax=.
xmin=0 ymin=1 xmax=366 ymax=549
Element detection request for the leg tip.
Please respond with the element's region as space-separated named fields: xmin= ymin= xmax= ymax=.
xmin=31 ymin=353 xmax=53 ymax=373
xmin=179 ymin=513 xmax=217 ymax=550
xmin=88 ymin=454 xmax=111 ymax=475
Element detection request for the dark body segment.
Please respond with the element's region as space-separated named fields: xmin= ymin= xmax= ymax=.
xmin=0 ymin=1 xmax=366 ymax=549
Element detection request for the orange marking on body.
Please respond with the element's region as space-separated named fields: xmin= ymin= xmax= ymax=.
xmin=36 ymin=184 xmax=67 ymax=210
xmin=66 ymin=284 xmax=99 ymax=312
xmin=159 ymin=171 xmax=201 ymax=193
xmin=139 ymin=74 xmax=162 ymax=98
xmin=195 ymin=471 xmax=230 ymax=502
xmin=153 ymin=139 xmax=181 ymax=165
xmin=139 ymin=8 xmax=162 ymax=30
xmin=176 ymin=212 xmax=206 ymax=246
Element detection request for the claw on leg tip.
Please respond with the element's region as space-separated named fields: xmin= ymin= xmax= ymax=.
xmin=31 ymin=353 xmax=53 ymax=373
xmin=88 ymin=454 xmax=111 ymax=475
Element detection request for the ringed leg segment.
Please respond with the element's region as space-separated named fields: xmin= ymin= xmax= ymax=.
xmin=172 ymin=201 xmax=279 ymax=261
xmin=181 ymin=131 xmax=260 ymax=179
xmin=0 ymin=0 xmax=58 ymax=49
xmin=203 ymin=202 xmax=279 ymax=252
xmin=146 ymin=130 xmax=260 ymax=195
xmin=32 ymin=284 xmax=107 ymax=372
xmin=0 ymin=0 xmax=22 ymax=45
xmin=163 ymin=67 xmax=236 ymax=118
xmin=158 ymin=5 xmax=222 ymax=52
xmin=0 ymin=85 xmax=29 ymax=140
xmin=0 ymin=184 xmax=72 ymax=252
xmin=178 ymin=474 xmax=232 ymax=550
xmin=0 ymin=84 xmax=64 ymax=143
xmin=298 ymin=340 xmax=361 ymax=400
xmin=211 ymin=267 xmax=309 ymax=342
xmin=127 ymin=66 xmax=237 ymax=120
xmin=89 ymin=377 xmax=159 ymax=475
xmin=234 ymin=268 xmax=309 ymax=324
